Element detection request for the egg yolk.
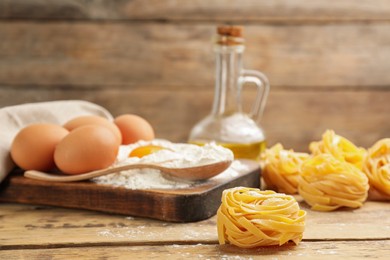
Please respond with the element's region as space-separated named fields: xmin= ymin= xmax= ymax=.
xmin=129 ymin=145 xmax=165 ymax=158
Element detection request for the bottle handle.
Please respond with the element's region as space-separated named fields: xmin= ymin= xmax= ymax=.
xmin=238 ymin=69 xmax=270 ymax=122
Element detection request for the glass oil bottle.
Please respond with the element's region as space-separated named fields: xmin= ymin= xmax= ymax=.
xmin=188 ymin=26 xmax=270 ymax=160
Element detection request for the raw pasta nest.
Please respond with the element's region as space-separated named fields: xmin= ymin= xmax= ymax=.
xmin=309 ymin=130 xmax=366 ymax=170
xmin=299 ymin=154 xmax=369 ymax=211
xmin=263 ymin=143 xmax=309 ymax=194
xmin=217 ymin=187 xmax=306 ymax=248
xmin=363 ymin=138 xmax=390 ymax=199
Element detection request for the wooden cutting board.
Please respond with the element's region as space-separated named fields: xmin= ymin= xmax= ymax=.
xmin=0 ymin=160 xmax=260 ymax=222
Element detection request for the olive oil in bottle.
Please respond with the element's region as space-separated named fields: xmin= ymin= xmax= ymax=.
xmin=190 ymin=140 xmax=267 ymax=161
xmin=188 ymin=26 xmax=270 ymax=160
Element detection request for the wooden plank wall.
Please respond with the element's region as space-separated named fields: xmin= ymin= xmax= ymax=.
xmin=0 ymin=0 xmax=389 ymax=151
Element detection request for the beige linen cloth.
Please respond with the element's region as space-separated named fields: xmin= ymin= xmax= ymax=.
xmin=0 ymin=100 xmax=113 ymax=183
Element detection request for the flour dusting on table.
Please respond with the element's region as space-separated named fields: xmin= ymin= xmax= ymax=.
xmin=93 ymin=139 xmax=245 ymax=190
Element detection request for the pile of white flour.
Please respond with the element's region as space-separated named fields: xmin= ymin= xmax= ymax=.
xmin=93 ymin=139 xmax=246 ymax=190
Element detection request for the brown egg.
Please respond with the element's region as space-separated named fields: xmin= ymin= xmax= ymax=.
xmin=11 ymin=123 xmax=69 ymax=171
xmin=114 ymin=114 xmax=155 ymax=145
xmin=54 ymin=125 xmax=119 ymax=174
xmin=63 ymin=115 xmax=122 ymax=145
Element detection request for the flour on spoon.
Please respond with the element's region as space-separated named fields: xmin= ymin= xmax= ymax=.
xmin=93 ymin=140 xmax=243 ymax=190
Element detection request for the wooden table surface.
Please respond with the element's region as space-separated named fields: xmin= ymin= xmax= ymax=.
xmin=1 ymin=197 xmax=389 ymax=259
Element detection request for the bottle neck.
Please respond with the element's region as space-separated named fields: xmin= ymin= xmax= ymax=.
xmin=212 ymin=44 xmax=245 ymax=116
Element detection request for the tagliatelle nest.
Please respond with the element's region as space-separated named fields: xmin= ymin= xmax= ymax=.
xmin=217 ymin=187 xmax=306 ymax=248
xmin=363 ymin=138 xmax=390 ymax=200
xmin=262 ymin=143 xmax=309 ymax=194
xmin=309 ymin=130 xmax=366 ymax=170
xmin=299 ymin=154 xmax=369 ymax=211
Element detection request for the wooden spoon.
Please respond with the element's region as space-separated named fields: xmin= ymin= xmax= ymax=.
xmin=24 ymin=160 xmax=232 ymax=182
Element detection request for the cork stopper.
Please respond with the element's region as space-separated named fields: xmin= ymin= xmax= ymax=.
xmin=216 ymin=25 xmax=244 ymax=45
xmin=217 ymin=26 xmax=243 ymax=37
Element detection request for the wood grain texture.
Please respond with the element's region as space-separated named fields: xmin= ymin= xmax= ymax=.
xmin=1 ymin=23 xmax=390 ymax=88
xmin=0 ymin=200 xmax=389 ymax=248
xmin=1 ymin=0 xmax=390 ymax=22
xmin=0 ymin=88 xmax=388 ymax=151
xmin=1 ymin=242 xmax=390 ymax=259
xmin=299 ymin=197 xmax=390 ymax=240
xmin=0 ymin=161 xmax=260 ymax=222
xmin=0 ymin=1 xmax=389 ymax=258
xmin=0 ymin=203 xmax=219 ymax=248
xmin=1 ymin=6 xmax=389 ymax=153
